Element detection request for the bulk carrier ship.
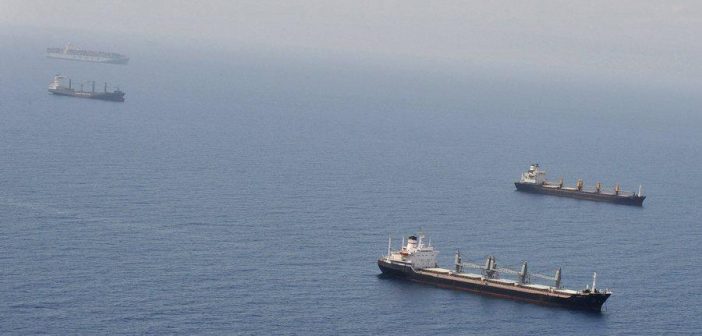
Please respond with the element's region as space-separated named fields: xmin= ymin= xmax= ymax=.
xmin=46 ymin=43 xmax=129 ymax=65
xmin=378 ymin=233 xmax=611 ymax=311
xmin=515 ymin=164 xmax=645 ymax=206
xmin=48 ymin=75 xmax=125 ymax=102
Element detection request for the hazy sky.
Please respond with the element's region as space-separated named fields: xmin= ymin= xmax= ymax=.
xmin=3 ymin=1 xmax=701 ymax=87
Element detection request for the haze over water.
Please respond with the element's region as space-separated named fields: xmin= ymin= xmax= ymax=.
xmin=2 ymin=22 xmax=702 ymax=335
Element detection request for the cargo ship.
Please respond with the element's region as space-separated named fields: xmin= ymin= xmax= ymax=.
xmin=378 ymin=233 xmax=611 ymax=311
xmin=515 ymin=164 xmax=645 ymax=206
xmin=46 ymin=43 xmax=129 ymax=64
xmin=48 ymin=75 xmax=125 ymax=102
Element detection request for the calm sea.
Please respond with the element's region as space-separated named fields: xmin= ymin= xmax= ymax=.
xmin=1 ymin=30 xmax=701 ymax=335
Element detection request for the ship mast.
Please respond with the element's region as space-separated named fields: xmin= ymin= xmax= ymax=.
xmin=592 ymin=272 xmax=597 ymax=291
xmin=454 ymin=250 xmax=462 ymax=272
xmin=387 ymin=235 xmax=392 ymax=257
xmin=519 ymin=261 xmax=528 ymax=284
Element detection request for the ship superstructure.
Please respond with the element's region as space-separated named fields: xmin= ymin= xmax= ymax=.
xmin=48 ymin=75 xmax=125 ymax=102
xmin=378 ymin=233 xmax=611 ymax=311
xmin=47 ymin=43 xmax=129 ymax=65
xmin=515 ymin=164 xmax=645 ymax=206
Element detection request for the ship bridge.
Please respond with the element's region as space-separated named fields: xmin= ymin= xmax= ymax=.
xmin=520 ymin=163 xmax=547 ymax=184
xmin=385 ymin=233 xmax=438 ymax=270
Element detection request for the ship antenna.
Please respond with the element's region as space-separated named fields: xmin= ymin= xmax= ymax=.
xmin=638 ymin=184 xmax=643 ymax=197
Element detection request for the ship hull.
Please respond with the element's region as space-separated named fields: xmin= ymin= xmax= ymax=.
xmin=47 ymin=52 xmax=129 ymax=65
xmin=378 ymin=259 xmax=609 ymax=311
xmin=49 ymin=89 xmax=125 ymax=102
xmin=515 ymin=182 xmax=645 ymax=206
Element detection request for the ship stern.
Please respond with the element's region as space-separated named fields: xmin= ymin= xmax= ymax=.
xmin=377 ymin=259 xmax=412 ymax=277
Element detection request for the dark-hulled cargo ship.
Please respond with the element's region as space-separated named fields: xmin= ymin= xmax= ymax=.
xmin=48 ymin=75 xmax=125 ymax=102
xmin=378 ymin=233 xmax=611 ymax=311
xmin=515 ymin=164 xmax=645 ymax=206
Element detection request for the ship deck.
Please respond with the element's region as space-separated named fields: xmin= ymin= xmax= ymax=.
xmin=536 ymin=183 xmax=637 ymax=197
xmin=419 ymin=267 xmax=579 ymax=297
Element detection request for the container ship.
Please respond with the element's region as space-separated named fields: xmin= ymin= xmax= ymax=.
xmin=378 ymin=233 xmax=611 ymax=311
xmin=48 ymin=75 xmax=125 ymax=102
xmin=46 ymin=43 xmax=129 ymax=64
xmin=515 ymin=164 xmax=645 ymax=206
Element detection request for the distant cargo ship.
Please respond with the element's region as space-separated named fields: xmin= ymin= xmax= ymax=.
xmin=46 ymin=43 xmax=129 ymax=64
xmin=515 ymin=164 xmax=645 ymax=206
xmin=378 ymin=233 xmax=611 ymax=311
xmin=48 ymin=75 xmax=125 ymax=102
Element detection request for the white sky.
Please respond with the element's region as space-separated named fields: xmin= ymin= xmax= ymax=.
xmin=3 ymin=1 xmax=701 ymax=86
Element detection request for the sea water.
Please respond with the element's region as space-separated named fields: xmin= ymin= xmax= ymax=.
xmin=1 ymin=30 xmax=701 ymax=335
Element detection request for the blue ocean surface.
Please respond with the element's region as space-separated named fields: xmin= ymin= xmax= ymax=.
xmin=1 ymin=30 xmax=701 ymax=335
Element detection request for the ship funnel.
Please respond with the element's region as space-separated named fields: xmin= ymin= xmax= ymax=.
xmin=519 ymin=261 xmax=528 ymax=283
xmin=638 ymin=184 xmax=643 ymax=197
xmin=555 ymin=268 xmax=562 ymax=288
xmin=406 ymin=235 xmax=418 ymax=252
